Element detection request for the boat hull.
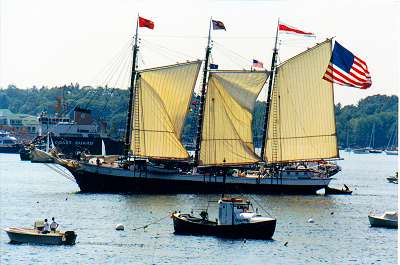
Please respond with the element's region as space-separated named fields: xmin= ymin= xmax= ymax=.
xmin=0 ymin=145 xmax=20 ymax=154
xmin=4 ymin=228 xmax=77 ymax=245
xmin=172 ymin=214 xmax=276 ymax=239
xmin=368 ymin=216 xmax=398 ymax=228
xmin=62 ymin=163 xmax=331 ymax=195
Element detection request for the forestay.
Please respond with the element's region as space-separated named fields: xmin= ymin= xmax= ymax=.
xmin=131 ymin=61 xmax=202 ymax=160
xmin=264 ymin=40 xmax=339 ymax=163
xmin=199 ymin=71 xmax=268 ymax=166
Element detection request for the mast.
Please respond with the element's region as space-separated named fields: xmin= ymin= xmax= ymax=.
xmin=260 ymin=19 xmax=279 ymax=161
xmin=124 ymin=15 xmax=140 ymax=157
xmin=194 ymin=18 xmax=213 ymax=165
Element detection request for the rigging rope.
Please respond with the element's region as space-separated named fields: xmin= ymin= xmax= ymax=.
xmin=131 ymin=214 xmax=171 ymax=231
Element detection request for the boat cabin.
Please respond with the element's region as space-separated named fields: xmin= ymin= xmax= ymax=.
xmin=218 ymin=198 xmax=256 ymax=225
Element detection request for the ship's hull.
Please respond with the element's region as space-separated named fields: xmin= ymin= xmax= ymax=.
xmin=0 ymin=144 xmax=21 ymax=154
xmin=61 ymin=163 xmax=331 ymax=195
xmin=33 ymin=136 xmax=124 ymax=158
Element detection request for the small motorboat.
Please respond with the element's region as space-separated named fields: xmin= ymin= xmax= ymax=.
xmin=368 ymin=149 xmax=383 ymax=154
xmin=4 ymin=221 xmax=77 ymax=245
xmin=325 ymin=184 xmax=352 ymax=195
xmin=368 ymin=211 xmax=398 ymax=228
xmin=387 ymin=172 xmax=398 ymax=184
xmin=172 ymin=197 xmax=276 ymax=239
xmin=385 ymin=149 xmax=398 ymax=155
xmin=352 ymin=148 xmax=370 ymax=154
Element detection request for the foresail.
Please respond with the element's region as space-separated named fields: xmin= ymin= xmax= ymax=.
xmin=130 ymin=61 xmax=202 ymax=159
xmin=199 ymin=71 xmax=268 ymax=166
xmin=264 ymin=40 xmax=339 ymax=163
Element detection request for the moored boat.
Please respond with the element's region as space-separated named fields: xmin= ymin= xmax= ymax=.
xmin=0 ymin=131 xmax=20 ymax=154
xmin=368 ymin=211 xmax=398 ymax=228
xmin=352 ymin=148 xmax=370 ymax=154
xmin=387 ymin=172 xmax=398 ymax=184
xmin=385 ymin=149 xmax=398 ymax=155
xmin=4 ymin=227 xmax=77 ymax=245
xmin=172 ymin=197 xmax=276 ymax=239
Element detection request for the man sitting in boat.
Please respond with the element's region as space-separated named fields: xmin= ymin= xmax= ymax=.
xmin=42 ymin=219 xmax=50 ymax=234
xmin=50 ymin=217 xmax=59 ymax=232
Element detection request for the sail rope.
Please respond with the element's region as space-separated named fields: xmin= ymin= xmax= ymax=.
xmin=43 ymin=163 xmax=76 ymax=183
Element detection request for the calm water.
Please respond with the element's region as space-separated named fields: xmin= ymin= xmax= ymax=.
xmin=0 ymin=152 xmax=397 ymax=264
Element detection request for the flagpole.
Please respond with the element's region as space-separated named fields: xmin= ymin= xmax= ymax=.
xmin=124 ymin=14 xmax=140 ymax=157
xmin=194 ymin=17 xmax=213 ymax=166
xmin=260 ymin=18 xmax=280 ymax=162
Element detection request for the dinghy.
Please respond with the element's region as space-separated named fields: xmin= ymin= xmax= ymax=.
xmin=368 ymin=211 xmax=398 ymax=228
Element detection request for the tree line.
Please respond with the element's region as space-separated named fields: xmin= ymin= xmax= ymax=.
xmin=0 ymin=84 xmax=397 ymax=149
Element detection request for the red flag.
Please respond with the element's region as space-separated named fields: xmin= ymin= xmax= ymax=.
xmin=139 ymin=16 xmax=154 ymax=29
xmin=278 ymin=22 xmax=315 ymax=37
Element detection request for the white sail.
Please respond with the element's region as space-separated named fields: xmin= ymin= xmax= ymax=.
xmin=130 ymin=61 xmax=202 ymax=160
xmin=101 ymin=140 xmax=106 ymax=156
xmin=199 ymin=70 xmax=268 ymax=166
xmin=264 ymin=39 xmax=339 ymax=163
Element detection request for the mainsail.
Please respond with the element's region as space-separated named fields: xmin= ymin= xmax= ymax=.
xmin=263 ymin=39 xmax=339 ymax=163
xmin=130 ymin=60 xmax=202 ymax=160
xmin=199 ymin=71 xmax=268 ymax=166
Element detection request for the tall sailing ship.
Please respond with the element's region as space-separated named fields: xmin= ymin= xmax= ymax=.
xmin=56 ymin=18 xmax=340 ymax=194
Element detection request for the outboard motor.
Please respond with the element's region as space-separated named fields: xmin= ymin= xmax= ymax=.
xmin=63 ymin=231 xmax=77 ymax=245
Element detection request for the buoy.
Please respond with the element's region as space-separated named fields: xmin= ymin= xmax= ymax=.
xmin=115 ymin=224 xmax=124 ymax=231
xmin=308 ymin=218 xmax=315 ymax=223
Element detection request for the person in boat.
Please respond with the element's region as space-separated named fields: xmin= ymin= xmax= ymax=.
xmin=43 ymin=219 xmax=50 ymax=234
xmin=50 ymin=217 xmax=59 ymax=232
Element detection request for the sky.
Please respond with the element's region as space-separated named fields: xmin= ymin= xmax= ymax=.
xmin=0 ymin=0 xmax=399 ymax=105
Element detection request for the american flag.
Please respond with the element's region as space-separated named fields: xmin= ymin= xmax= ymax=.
xmin=252 ymin=59 xmax=263 ymax=69
xmin=323 ymin=41 xmax=371 ymax=89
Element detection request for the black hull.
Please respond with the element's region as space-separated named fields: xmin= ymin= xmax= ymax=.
xmin=19 ymin=152 xmax=31 ymax=161
xmin=33 ymin=136 xmax=124 ymax=158
xmin=0 ymin=145 xmax=21 ymax=154
xmin=172 ymin=214 xmax=276 ymax=239
xmin=66 ymin=167 xmax=327 ymax=195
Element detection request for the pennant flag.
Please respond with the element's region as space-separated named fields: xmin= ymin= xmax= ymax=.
xmin=212 ymin=20 xmax=226 ymax=30
xmin=210 ymin=64 xmax=219 ymax=70
xmin=252 ymin=59 xmax=263 ymax=69
xmin=323 ymin=41 xmax=372 ymax=89
xmin=139 ymin=16 xmax=154 ymax=29
xmin=278 ymin=22 xmax=315 ymax=37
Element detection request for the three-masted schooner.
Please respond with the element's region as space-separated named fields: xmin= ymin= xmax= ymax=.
xmin=56 ymin=17 xmax=340 ymax=194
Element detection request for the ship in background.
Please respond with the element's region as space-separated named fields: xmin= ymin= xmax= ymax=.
xmin=0 ymin=131 xmax=20 ymax=153
xmin=30 ymin=106 xmax=124 ymax=158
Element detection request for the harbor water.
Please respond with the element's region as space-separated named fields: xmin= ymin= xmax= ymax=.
xmin=0 ymin=152 xmax=397 ymax=264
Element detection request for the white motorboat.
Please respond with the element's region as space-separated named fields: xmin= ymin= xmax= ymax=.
xmin=368 ymin=211 xmax=398 ymax=228
xmin=4 ymin=225 xmax=77 ymax=245
xmin=385 ymin=150 xmax=398 ymax=155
